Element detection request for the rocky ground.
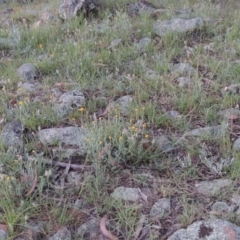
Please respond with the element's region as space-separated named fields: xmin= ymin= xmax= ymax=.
xmin=1 ymin=0 xmax=240 ymax=239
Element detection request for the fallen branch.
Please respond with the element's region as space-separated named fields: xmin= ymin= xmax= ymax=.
xmin=100 ymin=215 xmax=119 ymax=240
xmin=41 ymin=159 xmax=93 ymax=171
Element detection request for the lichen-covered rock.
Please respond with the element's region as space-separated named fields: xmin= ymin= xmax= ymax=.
xmin=168 ymin=219 xmax=240 ymax=240
xmin=0 ymin=121 xmax=24 ymax=155
xmin=17 ymin=63 xmax=38 ymax=82
xmin=49 ymin=227 xmax=71 ymax=240
xmin=53 ymin=90 xmax=86 ymax=117
xmin=38 ymin=126 xmax=88 ymax=157
xmin=154 ymin=17 xmax=204 ymax=37
xmin=59 ymin=0 xmax=100 ymax=20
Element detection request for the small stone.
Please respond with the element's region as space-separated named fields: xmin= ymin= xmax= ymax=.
xmin=0 ymin=228 xmax=7 ymax=240
xmin=0 ymin=121 xmax=24 ymax=155
xmin=154 ymin=17 xmax=204 ymax=37
xmin=74 ymin=199 xmax=88 ymax=209
xmin=109 ymin=38 xmax=122 ymax=48
xmin=38 ymin=126 xmax=88 ymax=157
xmin=152 ymin=135 xmax=172 ymax=152
xmin=224 ymin=83 xmax=240 ymax=94
xmin=211 ymin=202 xmax=229 ymax=215
xmin=109 ymin=95 xmax=133 ymax=116
xmin=168 ymin=219 xmax=240 ymax=240
xmin=233 ymin=137 xmax=240 ymax=152
xmin=169 ymin=63 xmax=197 ymax=77
xmin=145 ymin=70 xmax=160 ymax=80
xmin=54 ymin=90 xmax=86 ymax=117
xmin=17 ymin=63 xmax=38 ymax=82
xmin=110 ymin=187 xmax=140 ymax=201
xmin=195 ymin=179 xmax=232 ymax=197
xmin=177 ymin=77 xmax=191 ymax=87
xmin=150 ymin=198 xmax=171 ymax=218
xmin=49 ymin=227 xmax=71 ymax=240
xmin=164 ymin=111 xmax=181 ymax=119
xmin=17 ymin=81 xmax=42 ymax=93
xmin=135 ymin=37 xmax=152 ymax=51
xmin=218 ymin=108 xmax=240 ymax=119
xmin=76 ymin=219 xmax=101 ymax=239
xmin=185 ymin=125 xmax=227 ymax=138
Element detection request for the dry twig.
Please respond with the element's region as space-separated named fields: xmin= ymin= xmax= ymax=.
xmin=100 ymin=215 xmax=119 ymax=240
xmin=25 ymin=167 xmax=38 ymax=197
xmin=41 ymin=158 xmax=93 ymax=171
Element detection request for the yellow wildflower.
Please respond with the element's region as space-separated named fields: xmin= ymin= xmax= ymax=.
xmin=18 ymin=101 xmax=24 ymax=106
xmin=145 ymin=134 xmax=150 ymax=139
xmin=39 ymin=44 xmax=43 ymax=49
xmin=78 ymin=107 xmax=84 ymax=112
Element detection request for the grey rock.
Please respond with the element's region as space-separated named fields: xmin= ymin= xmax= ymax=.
xmin=211 ymin=202 xmax=229 ymax=215
xmin=59 ymin=0 xmax=85 ymax=19
xmin=232 ymin=193 xmax=240 ymax=206
xmin=168 ymin=219 xmax=240 ymax=240
xmin=145 ymin=70 xmax=160 ymax=80
xmin=0 ymin=229 xmax=7 ymax=240
xmin=0 ymin=38 xmax=17 ymax=49
xmin=139 ymin=37 xmax=151 ymax=47
xmin=154 ymin=17 xmax=204 ymax=37
xmin=109 ymin=95 xmax=133 ymax=116
xmin=38 ymin=126 xmax=88 ymax=157
xmin=111 ymin=187 xmax=140 ymax=201
xmin=164 ymin=111 xmax=181 ymax=119
xmin=150 ymin=198 xmax=171 ymax=218
xmin=37 ymin=54 xmax=51 ymax=62
xmin=185 ymin=125 xmax=228 ymax=138
xmin=109 ymin=38 xmax=122 ymax=49
xmin=152 ymin=135 xmax=172 ymax=152
xmin=218 ymin=108 xmax=240 ymax=119
xmin=0 ymin=0 xmax=8 ymax=4
xmin=0 ymin=121 xmax=24 ymax=154
xmin=76 ymin=218 xmax=102 ymax=239
xmin=233 ymin=137 xmax=240 ymax=152
xmin=74 ymin=199 xmax=88 ymax=209
xmin=135 ymin=37 xmax=151 ymax=51
xmin=54 ymin=90 xmax=86 ymax=117
xmin=195 ymin=179 xmax=232 ymax=197
xmin=17 ymin=63 xmax=38 ymax=82
xmin=169 ymin=63 xmax=197 ymax=77
xmin=126 ymin=1 xmax=161 ymax=17
xmin=177 ymin=76 xmax=191 ymax=87
xmin=49 ymin=227 xmax=71 ymax=240
xmin=17 ymin=80 xmax=42 ymax=93
xmin=224 ymin=83 xmax=240 ymax=94
xmin=59 ymin=0 xmax=99 ymax=20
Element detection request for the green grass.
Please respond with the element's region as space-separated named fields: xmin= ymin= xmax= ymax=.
xmin=1 ymin=0 xmax=240 ymax=239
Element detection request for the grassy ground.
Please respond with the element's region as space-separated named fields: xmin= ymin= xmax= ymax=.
xmin=1 ymin=0 xmax=240 ymax=239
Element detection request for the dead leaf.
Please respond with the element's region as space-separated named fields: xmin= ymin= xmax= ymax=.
xmin=54 ymin=82 xmax=78 ymax=87
xmin=100 ymin=215 xmax=119 ymax=240
xmin=0 ymin=118 xmax=4 ymax=125
xmin=25 ymin=167 xmax=37 ymax=197
xmin=133 ymin=214 xmax=146 ymax=240
xmin=137 ymin=188 xmax=148 ymax=203
xmin=62 ymin=160 xmax=71 ymax=177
